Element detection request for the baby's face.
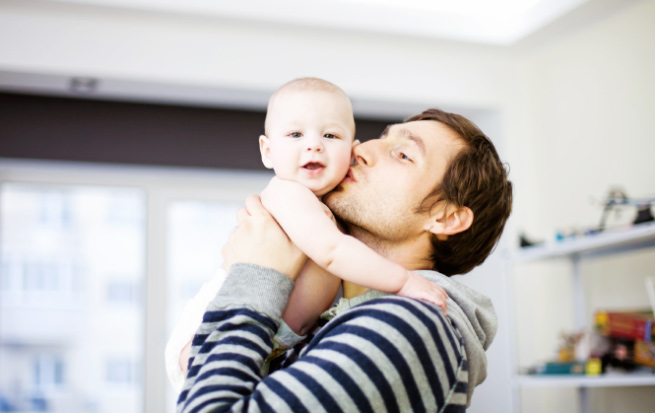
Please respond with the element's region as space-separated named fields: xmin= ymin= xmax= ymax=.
xmin=260 ymin=89 xmax=355 ymax=197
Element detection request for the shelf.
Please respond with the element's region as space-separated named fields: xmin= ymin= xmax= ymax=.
xmin=507 ymin=221 xmax=655 ymax=411
xmin=516 ymin=373 xmax=655 ymax=388
xmin=512 ymin=222 xmax=655 ymax=262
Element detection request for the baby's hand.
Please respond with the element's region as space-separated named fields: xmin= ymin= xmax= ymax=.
xmin=397 ymin=272 xmax=448 ymax=315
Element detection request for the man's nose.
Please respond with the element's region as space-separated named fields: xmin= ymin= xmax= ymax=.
xmin=353 ymin=140 xmax=373 ymax=166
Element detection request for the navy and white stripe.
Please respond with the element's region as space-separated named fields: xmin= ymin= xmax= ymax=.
xmin=177 ymin=294 xmax=468 ymax=412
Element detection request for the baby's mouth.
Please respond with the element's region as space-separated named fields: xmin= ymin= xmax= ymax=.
xmin=303 ymin=162 xmax=324 ymax=171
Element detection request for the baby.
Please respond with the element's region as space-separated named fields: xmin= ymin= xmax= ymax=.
xmin=165 ymin=78 xmax=448 ymax=392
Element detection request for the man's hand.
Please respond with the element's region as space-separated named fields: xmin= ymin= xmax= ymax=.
xmin=222 ymin=194 xmax=307 ymax=281
xmin=397 ymin=272 xmax=449 ymax=315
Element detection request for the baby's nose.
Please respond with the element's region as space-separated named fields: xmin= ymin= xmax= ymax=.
xmin=305 ymin=136 xmax=324 ymax=152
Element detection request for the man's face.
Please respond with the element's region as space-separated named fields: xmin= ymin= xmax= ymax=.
xmin=324 ymin=120 xmax=465 ymax=242
xmin=260 ymin=89 xmax=355 ymax=197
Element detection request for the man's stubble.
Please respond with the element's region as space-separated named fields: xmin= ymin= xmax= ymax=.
xmin=324 ymin=184 xmax=420 ymax=249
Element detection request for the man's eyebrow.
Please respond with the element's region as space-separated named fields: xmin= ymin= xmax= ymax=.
xmin=397 ymin=127 xmax=426 ymax=155
xmin=380 ymin=125 xmax=391 ymax=138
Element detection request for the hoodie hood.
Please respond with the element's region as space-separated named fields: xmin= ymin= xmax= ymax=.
xmin=416 ymin=270 xmax=498 ymax=405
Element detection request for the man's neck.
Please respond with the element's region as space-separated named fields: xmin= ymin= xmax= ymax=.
xmin=342 ymin=228 xmax=434 ymax=299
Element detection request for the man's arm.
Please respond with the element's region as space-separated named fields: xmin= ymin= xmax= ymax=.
xmin=177 ymin=264 xmax=469 ymax=412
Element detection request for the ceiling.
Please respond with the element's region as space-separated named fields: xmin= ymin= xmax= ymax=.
xmin=50 ymin=0 xmax=619 ymax=45
xmin=0 ymin=0 xmax=638 ymax=118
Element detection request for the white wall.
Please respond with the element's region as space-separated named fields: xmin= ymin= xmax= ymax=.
xmin=512 ymin=1 xmax=655 ymax=412
xmin=517 ymin=0 xmax=655 ymax=238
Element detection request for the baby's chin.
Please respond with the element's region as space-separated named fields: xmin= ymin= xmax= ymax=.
xmin=310 ymin=178 xmax=346 ymax=198
xmin=311 ymin=186 xmax=333 ymax=198
xmin=300 ymin=177 xmax=342 ymax=198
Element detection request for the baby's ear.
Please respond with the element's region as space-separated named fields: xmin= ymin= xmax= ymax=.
xmin=259 ymin=135 xmax=274 ymax=169
xmin=350 ymin=139 xmax=360 ymax=165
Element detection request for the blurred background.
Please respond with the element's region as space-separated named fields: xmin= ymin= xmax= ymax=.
xmin=0 ymin=0 xmax=653 ymax=412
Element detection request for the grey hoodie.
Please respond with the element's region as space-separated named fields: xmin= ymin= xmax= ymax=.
xmin=418 ymin=270 xmax=498 ymax=402
xmin=178 ymin=264 xmax=498 ymax=412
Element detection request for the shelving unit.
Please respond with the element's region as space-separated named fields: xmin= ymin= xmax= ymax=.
xmin=505 ymin=221 xmax=655 ymax=413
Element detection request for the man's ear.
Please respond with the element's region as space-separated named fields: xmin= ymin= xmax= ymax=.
xmin=259 ymin=135 xmax=274 ymax=169
xmin=425 ymin=203 xmax=474 ymax=239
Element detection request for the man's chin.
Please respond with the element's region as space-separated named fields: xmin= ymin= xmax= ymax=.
xmin=322 ymin=185 xmax=343 ymax=209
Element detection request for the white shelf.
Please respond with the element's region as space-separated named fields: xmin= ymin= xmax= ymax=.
xmin=512 ymin=222 xmax=655 ymax=262
xmin=506 ymin=221 xmax=655 ymax=412
xmin=517 ymin=373 xmax=655 ymax=388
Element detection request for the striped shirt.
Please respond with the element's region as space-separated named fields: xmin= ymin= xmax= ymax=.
xmin=177 ymin=263 xmax=472 ymax=413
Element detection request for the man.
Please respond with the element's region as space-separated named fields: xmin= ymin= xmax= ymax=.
xmin=177 ymin=109 xmax=512 ymax=412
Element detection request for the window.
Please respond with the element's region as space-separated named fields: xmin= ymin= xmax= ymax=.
xmin=107 ymin=280 xmax=139 ymax=305
xmin=37 ymin=190 xmax=72 ymax=227
xmin=0 ymin=182 xmax=145 ymax=413
xmin=33 ymin=354 xmax=65 ymax=388
xmin=0 ymin=160 xmax=271 ymax=413
xmin=106 ymin=358 xmax=138 ymax=385
xmin=167 ymin=200 xmax=241 ymax=314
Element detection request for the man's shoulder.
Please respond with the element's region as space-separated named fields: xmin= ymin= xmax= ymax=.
xmin=330 ymin=295 xmax=457 ymax=341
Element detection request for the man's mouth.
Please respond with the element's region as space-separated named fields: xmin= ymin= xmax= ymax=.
xmin=342 ymin=168 xmax=357 ymax=183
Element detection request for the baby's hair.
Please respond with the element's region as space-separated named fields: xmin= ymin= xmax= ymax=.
xmin=273 ymin=77 xmax=347 ymax=96
xmin=264 ymin=77 xmax=354 ymax=136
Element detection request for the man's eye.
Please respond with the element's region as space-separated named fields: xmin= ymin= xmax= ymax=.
xmin=289 ymin=132 xmax=302 ymax=138
xmin=324 ymin=133 xmax=338 ymax=139
xmin=397 ymin=152 xmax=412 ymax=162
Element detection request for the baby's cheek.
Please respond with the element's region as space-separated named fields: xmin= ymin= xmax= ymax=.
xmin=272 ymin=165 xmax=295 ymax=182
xmin=337 ymin=151 xmax=353 ymax=172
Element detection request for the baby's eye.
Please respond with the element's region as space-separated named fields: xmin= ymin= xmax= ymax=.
xmin=324 ymin=133 xmax=338 ymax=139
xmin=289 ymin=132 xmax=302 ymax=138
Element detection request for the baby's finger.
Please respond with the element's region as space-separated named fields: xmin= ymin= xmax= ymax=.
xmin=437 ymin=289 xmax=448 ymax=316
xmin=425 ymin=289 xmax=447 ymax=316
xmin=431 ymin=295 xmax=447 ymax=316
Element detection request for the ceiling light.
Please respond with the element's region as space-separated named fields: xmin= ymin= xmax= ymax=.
xmin=337 ymin=0 xmax=543 ymax=17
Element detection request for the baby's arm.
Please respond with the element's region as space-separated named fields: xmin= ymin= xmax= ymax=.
xmin=282 ymin=260 xmax=341 ymax=336
xmin=260 ymin=177 xmax=447 ymax=310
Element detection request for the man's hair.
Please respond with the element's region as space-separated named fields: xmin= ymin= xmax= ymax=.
xmin=408 ymin=109 xmax=512 ymax=276
xmin=264 ymin=77 xmax=354 ymax=136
